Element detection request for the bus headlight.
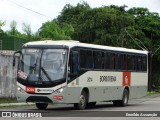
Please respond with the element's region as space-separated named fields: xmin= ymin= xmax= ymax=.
xmin=54 ymin=87 xmax=64 ymax=94
xmin=17 ymin=86 xmax=25 ymax=93
xmin=59 ymin=88 xmax=64 ymax=93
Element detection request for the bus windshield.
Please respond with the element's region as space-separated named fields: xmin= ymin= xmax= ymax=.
xmin=18 ymin=49 xmax=67 ymax=82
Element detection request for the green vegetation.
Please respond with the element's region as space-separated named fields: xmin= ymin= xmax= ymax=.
xmin=1 ymin=1 xmax=160 ymax=90
xmin=0 ymin=98 xmax=35 ymax=108
xmin=147 ymin=91 xmax=157 ymax=96
xmin=147 ymin=91 xmax=160 ymax=99
xmin=0 ymin=98 xmax=17 ymax=104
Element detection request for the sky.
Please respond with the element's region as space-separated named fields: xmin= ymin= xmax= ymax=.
xmin=0 ymin=0 xmax=160 ymax=33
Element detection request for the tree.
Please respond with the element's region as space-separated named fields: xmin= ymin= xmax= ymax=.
xmin=38 ymin=20 xmax=74 ymax=40
xmin=56 ymin=2 xmax=90 ymax=40
xmin=128 ymin=7 xmax=160 ymax=51
xmin=0 ymin=20 xmax=5 ymax=32
xmin=60 ymin=23 xmax=74 ymax=37
xmin=57 ymin=4 xmax=135 ymax=46
xmin=56 ymin=1 xmax=90 ymax=25
xmin=7 ymin=20 xmax=20 ymax=36
xmin=22 ymin=23 xmax=32 ymax=38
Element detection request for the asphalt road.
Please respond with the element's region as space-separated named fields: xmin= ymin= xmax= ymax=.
xmin=0 ymin=94 xmax=160 ymax=120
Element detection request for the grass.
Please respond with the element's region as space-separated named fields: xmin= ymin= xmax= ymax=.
xmin=0 ymin=105 xmax=19 ymax=109
xmin=0 ymin=98 xmax=17 ymax=104
xmin=147 ymin=91 xmax=156 ymax=96
xmin=147 ymin=90 xmax=160 ymax=96
xmin=0 ymin=98 xmax=34 ymax=108
xmin=0 ymin=104 xmax=34 ymax=109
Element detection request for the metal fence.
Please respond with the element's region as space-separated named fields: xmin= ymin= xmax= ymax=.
xmin=0 ymin=32 xmax=30 ymax=50
xmin=0 ymin=50 xmax=17 ymax=98
xmin=0 ymin=40 xmax=2 ymax=50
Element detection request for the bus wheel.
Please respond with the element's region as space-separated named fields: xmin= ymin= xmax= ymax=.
xmin=113 ymin=89 xmax=129 ymax=107
xmin=74 ymin=91 xmax=87 ymax=110
xmin=36 ymin=103 xmax=48 ymax=110
xmin=87 ymin=102 xmax=96 ymax=109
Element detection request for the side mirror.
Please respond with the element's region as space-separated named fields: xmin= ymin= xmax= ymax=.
xmin=13 ymin=51 xmax=21 ymax=67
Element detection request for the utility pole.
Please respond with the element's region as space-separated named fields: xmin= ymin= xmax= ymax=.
xmin=0 ymin=40 xmax=2 ymax=50
xmin=148 ymin=51 xmax=152 ymax=91
xmin=148 ymin=46 xmax=160 ymax=91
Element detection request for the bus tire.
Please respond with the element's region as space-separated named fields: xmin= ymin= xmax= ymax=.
xmin=113 ymin=89 xmax=129 ymax=107
xmin=74 ymin=91 xmax=87 ymax=110
xmin=36 ymin=103 xmax=48 ymax=110
xmin=87 ymin=102 xmax=96 ymax=109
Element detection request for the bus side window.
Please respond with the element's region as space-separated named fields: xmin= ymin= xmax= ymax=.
xmin=105 ymin=52 xmax=110 ymax=69
xmin=86 ymin=50 xmax=93 ymax=69
xmin=136 ymin=56 xmax=142 ymax=71
xmin=111 ymin=53 xmax=115 ymax=70
xmin=142 ymin=56 xmax=147 ymax=71
xmin=115 ymin=53 xmax=120 ymax=70
xmin=94 ymin=51 xmax=102 ymax=69
xmin=121 ymin=54 xmax=126 ymax=70
xmin=131 ymin=55 xmax=136 ymax=70
xmin=70 ymin=51 xmax=79 ymax=74
xmin=127 ymin=55 xmax=135 ymax=71
xmin=105 ymin=52 xmax=115 ymax=70
xmin=124 ymin=55 xmax=128 ymax=70
xmin=102 ymin=52 xmax=105 ymax=69
xmin=80 ymin=50 xmax=92 ymax=69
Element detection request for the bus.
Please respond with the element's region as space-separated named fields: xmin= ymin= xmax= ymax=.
xmin=13 ymin=40 xmax=148 ymax=110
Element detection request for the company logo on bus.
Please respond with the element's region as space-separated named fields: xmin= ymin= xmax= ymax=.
xmin=122 ymin=72 xmax=131 ymax=86
xmin=100 ymin=76 xmax=116 ymax=82
xmin=25 ymin=86 xmax=35 ymax=93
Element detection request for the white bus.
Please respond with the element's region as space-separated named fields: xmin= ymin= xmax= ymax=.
xmin=13 ymin=40 xmax=148 ymax=110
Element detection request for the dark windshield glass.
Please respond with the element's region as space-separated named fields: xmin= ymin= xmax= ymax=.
xmin=18 ymin=49 xmax=67 ymax=82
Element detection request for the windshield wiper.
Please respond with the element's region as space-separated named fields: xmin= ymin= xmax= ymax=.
xmin=40 ymin=67 xmax=52 ymax=82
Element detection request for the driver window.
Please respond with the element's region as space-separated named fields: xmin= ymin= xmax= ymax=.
xmin=22 ymin=54 xmax=35 ymax=74
xmin=70 ymin=51 xmax=79 ymax=74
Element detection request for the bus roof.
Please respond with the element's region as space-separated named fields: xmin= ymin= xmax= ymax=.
xmin=24 ymin=40 xmax=148 ymax=54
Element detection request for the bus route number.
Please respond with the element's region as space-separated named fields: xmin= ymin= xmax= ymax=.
xmin=25 ymin=86 xmax=35 ymax=93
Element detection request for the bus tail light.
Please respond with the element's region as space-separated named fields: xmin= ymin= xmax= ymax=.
xmin=53 ymin=96 xmax=63 ymax=100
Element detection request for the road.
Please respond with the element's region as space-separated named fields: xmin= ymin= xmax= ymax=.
xmin=0 ymin=94 xmax=160 ymax=120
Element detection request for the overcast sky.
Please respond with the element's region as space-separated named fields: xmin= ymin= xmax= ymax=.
xmin=0 ymin=0 xmax=160 ymax=33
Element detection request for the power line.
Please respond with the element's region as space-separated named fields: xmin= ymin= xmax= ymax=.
xmin=135 ymin=38 xmax=148 ymax=51
xmin=125 ymin=28 xmax=147 ymax=50
xmin=125 ymin=28 xmax=160 ymax=56
xmin=4 ymin=0 xmax=52 ymax=19
xmin=152 ymin=46 xmax=160 ymax=56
